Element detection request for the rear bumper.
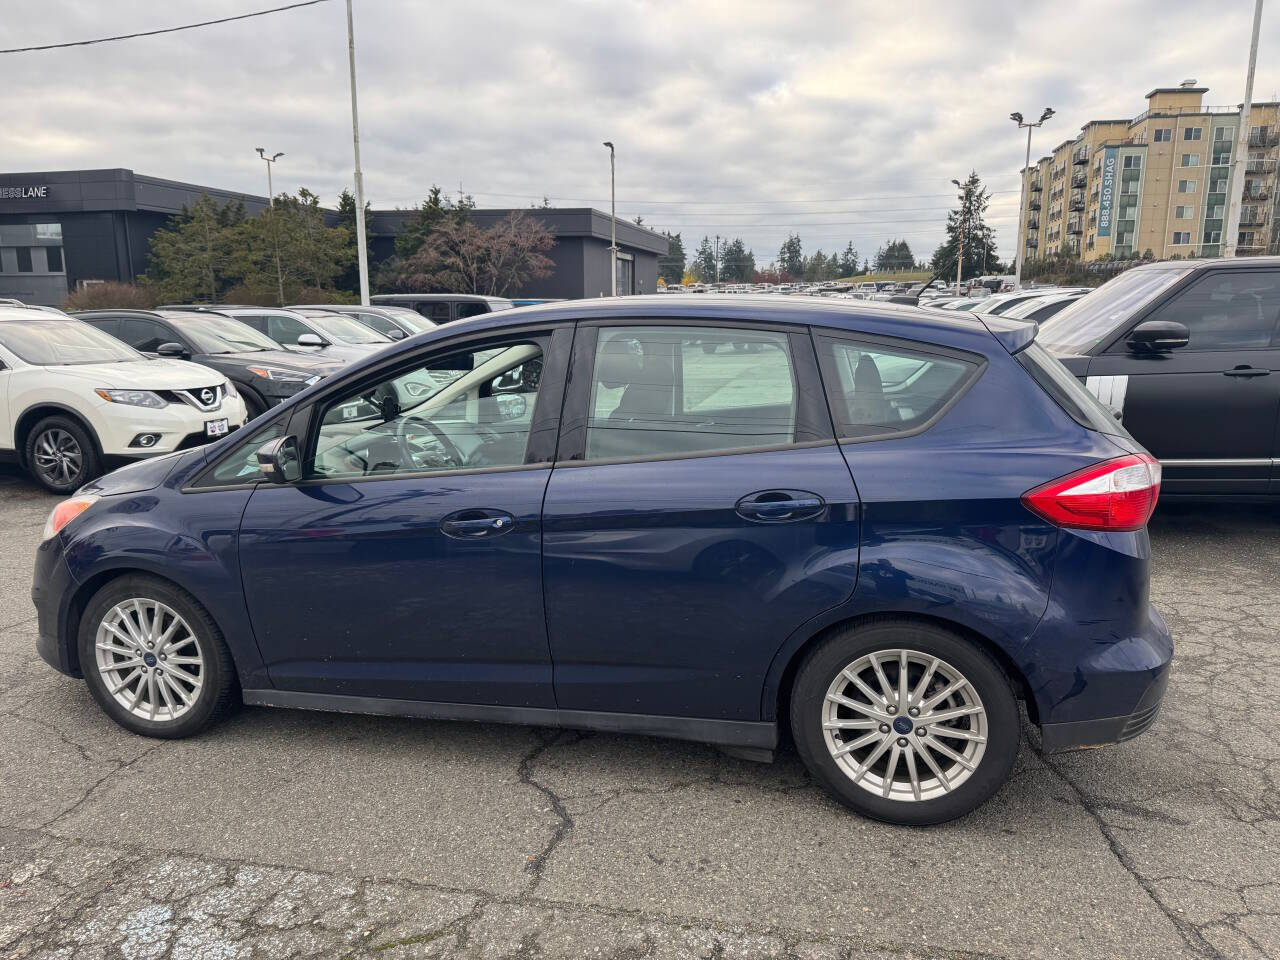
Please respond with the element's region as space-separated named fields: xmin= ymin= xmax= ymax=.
xmin=1039 ymin=658 xmax=1170 ymax=752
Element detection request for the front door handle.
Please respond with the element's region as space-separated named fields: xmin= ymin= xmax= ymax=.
xmin=736 ymin=490 xmax=825 ymax=522
xmin=440 ymin=509 xmax=516 ymax=539
xmin=1224 ymin=366 xmax=1270 ymax=378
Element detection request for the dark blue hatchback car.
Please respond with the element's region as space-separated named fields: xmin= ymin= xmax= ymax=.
xmin=32 ymin=296 xmax=1172 ymax=824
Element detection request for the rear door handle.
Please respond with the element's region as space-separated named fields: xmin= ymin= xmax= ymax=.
xmin=440 ymin=509 xmax=516 ymax=539
xmin=1224 ymin=366 xmax=1270 ymax=378
xmin=736 ymin=490 xmax=825 ymax=522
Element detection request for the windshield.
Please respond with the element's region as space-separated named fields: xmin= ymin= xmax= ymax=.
xmin=170 ymin=314 xmax=281 ymax=354
xmin=306 ymin=313 xmax=390 ymax=344
xmin=0 ymin=319 xmax=141 ymax=365
xmin=1038 ymin=268 xmax=1192 ymax=355
xmin=378 ymin=307 xmax=435 ymax=331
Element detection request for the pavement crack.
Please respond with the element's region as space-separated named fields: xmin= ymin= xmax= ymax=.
xmin=517 ymin=728 xmax=584 ymax=891
xmin=37 ymin=741 xmax=163 ymax=831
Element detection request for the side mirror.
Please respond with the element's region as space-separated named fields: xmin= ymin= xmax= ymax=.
xmin=156 ymin=342 xmax=189 ymax=359
xmin=1126 ymin=320 xmax=1189 ymax=353
xmin=256 ymin=435 xmax=301 ymax=483
xmin=387 ymin=328 xmax=407 ymax=341
xmin=297 ymin=333 xmax=328 ymax=348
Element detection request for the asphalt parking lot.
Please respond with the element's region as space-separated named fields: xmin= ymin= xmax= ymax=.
xmin=1 ymin=466 xmax=1277 ymax=960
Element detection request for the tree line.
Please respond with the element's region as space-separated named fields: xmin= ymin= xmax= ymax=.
xmin=657 ymin=232 xmax=933 ymax=286
xmin=133 ymin=186 xmax=555 ymax=306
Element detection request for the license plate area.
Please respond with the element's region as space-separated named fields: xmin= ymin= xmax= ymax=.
xmin=205 ymin=418 xmax=230 ymax=437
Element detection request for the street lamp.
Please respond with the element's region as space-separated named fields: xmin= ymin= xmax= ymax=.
xmin=602 ymin=141 xmax=617 ymax=296
xmin=951 ymin=178 xmax=969 ymax=293
xmin=1010 ymin=107 xmax=1054 ymax=289
xmin=345 ymin=0 xmax=370 ymax=304
xmin=256 ymin=147 xmax=286 ymax=306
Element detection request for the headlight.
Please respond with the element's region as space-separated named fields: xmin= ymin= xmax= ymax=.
xmin=223 ymin=379 xmax=239 ymax=398
xmin=43 ymin=495 xmax=99 ymax=541
xmin=246 ymin=366 xmax=311 ymax=383
xmin=94 ymin=388 xmax=166 ymax=408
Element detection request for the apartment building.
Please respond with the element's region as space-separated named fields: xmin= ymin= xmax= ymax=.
xmin=1018 ymin=80 xmax=1280 ymax=264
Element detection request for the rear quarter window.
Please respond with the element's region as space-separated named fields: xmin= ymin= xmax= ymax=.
xmin=1017 ymin=342 xmax=1133 ymax=439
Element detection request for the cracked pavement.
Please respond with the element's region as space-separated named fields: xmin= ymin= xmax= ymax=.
xmin=1 ymin=465 xmax=1277 ymax=959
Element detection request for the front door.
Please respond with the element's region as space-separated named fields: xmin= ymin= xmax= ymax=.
xmin=1088 ymin=267 xmax=1280 ymax=494
xmin=542 ymin=322 xmax=861 ymax=722
xmin=238 ymin=328 xmax=569 ymax=707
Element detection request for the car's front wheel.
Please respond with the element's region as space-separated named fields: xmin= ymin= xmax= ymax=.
xmin=25 ymin=415 xmax=100 ymax=493
xmin=78 ymin=575 xmax=238 ymax=738
xmin=790 ymin=620 xmax=1019 ymax=825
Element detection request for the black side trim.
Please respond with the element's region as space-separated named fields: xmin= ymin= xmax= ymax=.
xmin=242 ymin=689 xmax=778 ymax=750
xmin=1039 ymin=667 xmax=1169 ymax=753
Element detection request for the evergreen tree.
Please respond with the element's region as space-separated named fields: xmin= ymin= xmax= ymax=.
xmin=692 ymin=236 xmax=717 ymax=282
xmin=838 ymin=242 xmax=860 ymax=277
xmin=141 ymin=195 xmax=239 ymax=303
xmin=720 ymin=238 xmax=754 ymax=282
xmin=874 ymin=240 xmax=916 ymax=272
xmin=929 ymin=172 xmax=1004 ymax=280
xmin=335 ymin=188 xmax=373 ymax=293
xmin=777 ymin=233 xmax=804 ymax=278
xmin=658 ymin=232 xmax=686 ymax=285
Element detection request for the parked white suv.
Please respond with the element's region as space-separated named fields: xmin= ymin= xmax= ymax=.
xmin=0 ymin=307 xmax=247 ymax=492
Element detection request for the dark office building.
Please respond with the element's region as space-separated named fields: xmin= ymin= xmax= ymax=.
xmin=0 ymin=168 xmax=667 ymax=305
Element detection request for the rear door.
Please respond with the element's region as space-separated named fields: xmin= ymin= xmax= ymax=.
xmin=1087 ymin=267 xmax=1280 ymax=494
xmin=541 ymin=320 xmax=861 ymax=722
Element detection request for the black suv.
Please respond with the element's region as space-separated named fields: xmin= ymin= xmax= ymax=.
xmin=1039 ymin=257 xmax=1280 ymax=497
xmin=75 ymin=309 xmax=344 ymax=419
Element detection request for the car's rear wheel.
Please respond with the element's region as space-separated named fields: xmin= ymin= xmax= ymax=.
xmin=78 ymin=575 xmax=238 ymax=738
xmin=790 ymin=620 xmax=1019 ymax=825
xmin=25 ymin=416 xmax=100 ymax=493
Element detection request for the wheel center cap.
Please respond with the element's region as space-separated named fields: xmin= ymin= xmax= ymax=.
xmin=143 ymin=652 xmax=157 ymax=668
xmin=892 ymin=716 xmax=913 ymax=735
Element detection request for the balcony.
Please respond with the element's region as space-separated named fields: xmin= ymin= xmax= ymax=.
xmin=1067 ymin=218 xmax=1083 ymax=235
xmin=1072 ymin=145 xmax=1089 ymax=165
xmin=1026 ymin=237 xmax=1039 ymax=249
xmin=1246 ymin=158 xmax=1277 ymax=175
xmin=1029 ymin=178 xmax=1043 ymax=192
xmin=1244 ymin=184 xmax=1272 ymax=203
xmin=1248 ymin=129 xmax=1280 ymax=148
xmin=1241 ymin=208 xmax=1271 ymax=227
xmin=1070 ymin=171 xmax=1087 ymax=188
xmin=1028 ymin=199 xmax=1041 ymax=211
xmin=1026 ymin=217 xmax=1040 ymax=231
xmin=1069 ymin=196 xmax=1085 ymax=211
xmin=1237 ymin=234 xmax=1267 ymax=251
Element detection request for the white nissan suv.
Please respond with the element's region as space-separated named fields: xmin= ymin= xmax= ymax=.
xmin=0 ymin=307 xmax=248 ymax=492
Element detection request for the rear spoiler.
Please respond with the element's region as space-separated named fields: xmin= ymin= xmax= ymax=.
xmin=976 ymin=315 xmax=1037 ymax=355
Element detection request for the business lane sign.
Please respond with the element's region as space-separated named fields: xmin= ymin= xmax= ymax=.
xmin=0 ymin=186 xmax=48 ymax=200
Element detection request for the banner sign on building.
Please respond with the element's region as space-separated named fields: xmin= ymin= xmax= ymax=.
xmin=0 ymin=186 xmax=48 ymax=200
xmin=1097 ymin=148 xmax=1118 ymax=238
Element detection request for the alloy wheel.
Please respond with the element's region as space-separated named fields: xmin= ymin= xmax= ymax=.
xmin=821 ymin=649 xmax=988 ymax=802
xmin=94 ymin=599 xmax=205 ymax=722
xmin=33 ymin=429 xmax=83 ymax=487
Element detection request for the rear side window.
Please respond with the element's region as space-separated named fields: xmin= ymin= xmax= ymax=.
xmin=1018 ymin=343 xmax=1132 ymax=439
xmin=585 ymin=325 xmax=797 ymax=461
xmin=815 ymin=336 xmax=976 ymax=440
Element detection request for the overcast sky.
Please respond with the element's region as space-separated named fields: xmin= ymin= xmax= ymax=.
xmin=7 ymin=1 xmax=1277 ymax=267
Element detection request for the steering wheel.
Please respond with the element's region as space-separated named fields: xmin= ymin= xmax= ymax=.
xmin=397 ymin=415 xmax=466 ymax=469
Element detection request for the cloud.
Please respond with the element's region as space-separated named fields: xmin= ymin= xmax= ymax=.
xmin=6 ymin=0 xmax=1275 ymax=267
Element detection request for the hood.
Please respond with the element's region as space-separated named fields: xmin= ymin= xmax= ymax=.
xmin=40 ymin=358 xmax=224 ymax=390
xmin=220 ymin=349 xmax=344 ymax=375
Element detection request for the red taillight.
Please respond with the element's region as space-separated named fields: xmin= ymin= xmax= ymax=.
xmin=1021 ymin=454 xmax=1161 ymax=532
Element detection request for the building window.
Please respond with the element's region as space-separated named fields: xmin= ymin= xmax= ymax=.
xmin=1214 ymin=126 xmax=1233 ymax=142
xmin=1208 ymin=178 xmax=1228 ymax=194
xmin=1178 ymin=180 xmax=1198 ymax=194
xmin=1122 ymin=181 xmax=1139 ymax=195
xmin=1180 ymin=153 xmax=1200 ymax=167
xmin=46 ymin=246 xmax=64 ymax=273
xmin=1203 ymin=230 xmax=1222 ymax=244
xmin=1175 ymin=206 xmax=1191 ymax=219
xmin=15 ymin=247 xmax=33 ymax=272
xmin=1184 ymin=127 xmax=1203 ymax=141
xmin=34 ymin=223 xmax=63 ymax=241
xmin=1154 ymin=128 xmax=1172 ymax=142
xmin=1122 ymin=155 xmax=1141 ymax=169
xmin=1172 ymin=231 xmax=1191 ymax=245
xmin=1208 ymin=204 xmax=1225 ymax=219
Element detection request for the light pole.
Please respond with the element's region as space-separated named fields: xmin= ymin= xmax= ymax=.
xmin=1224 ymin=0 xmax=1264 ymax=257
xmin=951 ymin=178 xmax=969 ymax=293
xmin=602 ymin=141 xmax=616 ymax=295
xmin=714 ymin=234 xmax=721 ymax=284
xmin=256 ymin=147 xmax=285 ymax=306
xmin=345 ymin=0 xmax=370 ymax=303
xmin=1010 ymin=107 xmax=1054 ymax=288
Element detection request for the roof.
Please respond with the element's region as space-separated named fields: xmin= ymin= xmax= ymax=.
xmin=1128 ymin=255 xmax=1280 ymax=272
xmin=1146 ymin=86 xmax=1208 ymax=98
xmin=366 ymin=207 xmax=670 ymax=256
xmin=371 ymin=294 xmax=512 ymax=304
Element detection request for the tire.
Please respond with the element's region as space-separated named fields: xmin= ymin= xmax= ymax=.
xmin=78 ymin=575 xmax=239 ymax=739
xmin=790 ymin=620 xmax=1019 ymax=825
xmin=24 ymin=415 xmax=101 ymax=493
xmin=239 ymin=387 xmax=266 ymax=421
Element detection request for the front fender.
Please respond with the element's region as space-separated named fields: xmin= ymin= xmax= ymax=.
xmin=60 ymin=487 xmax=269 ymax=689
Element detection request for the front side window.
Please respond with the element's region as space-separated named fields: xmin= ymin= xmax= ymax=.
xmin=309 ymin=339 xmax=544 ymax=479
xmin=1038 ymin=267 xmax=1193 ymax=355
xmin=816 ymin=337 xmax=975 ymax=440
xmin=195 ymin=421 xmax=286 ymax=487
xmin=119 ymin=318 xmax=172 ymax=353
xmin=1141 ymin=270 xmax=1280 ymax=351
xmin=259 ymin=313 xmax=311 ymax=345
xmin=585 ymin=326 xmax=796 ymax=461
